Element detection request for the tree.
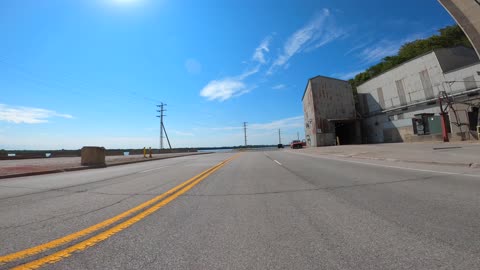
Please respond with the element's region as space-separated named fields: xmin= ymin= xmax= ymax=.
xmin=350 ymin=25 xmax=473 ymax=91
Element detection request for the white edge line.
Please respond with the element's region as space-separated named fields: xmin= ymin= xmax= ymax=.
xmin=274 ymin=160 xmax=282 ymax=166
xmin=140 ymin=165 xmax=172 ymax=173
xmin=289 ymin=152 xmax=480 ymax=178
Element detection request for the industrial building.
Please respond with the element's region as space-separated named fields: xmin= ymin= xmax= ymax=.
xmin=302 ymin=76 xmax=361 ymax=147
xmin=357 ymin=46 xmax=480 ymax=143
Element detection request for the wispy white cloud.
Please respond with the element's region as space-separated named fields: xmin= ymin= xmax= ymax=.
xmin=252 ymin=36 xmax=272 ymax=64
xmin=358 ymin=31 xmax=433 ymax=64
xmin=200 ymin=36 xmax=268 ymax=101
xmin=200 ymin=65 xmax=259 ymax=101
xmin=331 ymin=69 xmax=365 ymax=80
xmin=200 ymin=78 xmax=253 ymax=101
xmin=344 ymin=39 xmax=373 ymax=56
xmin=0 ymin=134 xmax=157 ymax=150
xmin=250 ymin=115 xmax=304 ymax=130
xmin=268 ymin=9 xmax=345 ymax=75
xmin=359 ymin=41 xmax=399 ymax=64
xmin=303 ymin=28 xmax=346 ymax=52
xmin=172 ymin=130 xmax=195 ymax=137
xmin=237 ymin=65 xmax=261 ymax=80
xmin=0 ymin=104 xmax=73 ymax=124
xmin=209 ymin=115 xmax=304 ymax=131
xmin=210 ymin=125 xmax=243 ymax=131
xmin=272 ymin=84 xmax=286 ymax=90
xmin=1 ymin=116 xmax=305 ymax=149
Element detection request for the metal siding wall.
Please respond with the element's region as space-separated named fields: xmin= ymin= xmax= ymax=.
xmin=464 ymin=75 xmax=478 ymax=90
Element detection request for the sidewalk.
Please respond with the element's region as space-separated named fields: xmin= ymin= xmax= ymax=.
xmin=0 ymin=152 xmax=210 ymax=179
xmin=294 ymin=142 xmax=480 ymax=168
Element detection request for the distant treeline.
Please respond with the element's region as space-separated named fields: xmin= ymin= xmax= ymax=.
xmin=0 ymin=146 xmax=279 ymax=159
xmin=196 ymin=145 xmax=277 ymax=150
xmin=0 ymin=148 xmax=197 ymax=159
xmin=349 ymin=25 xmax=473 ymax=90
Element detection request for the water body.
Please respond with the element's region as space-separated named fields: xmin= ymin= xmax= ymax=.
xmin=199 ymin=147 xmax=279 ymax=153
xmin=198 ymin=149 xmax=235 ymax=153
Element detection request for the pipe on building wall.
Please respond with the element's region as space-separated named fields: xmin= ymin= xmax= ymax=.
xmin=371 ymin=87 xmax=480 ymax=116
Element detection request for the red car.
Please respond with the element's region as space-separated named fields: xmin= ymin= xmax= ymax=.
xmin=290 ymin=140 xmax=306 ymax=149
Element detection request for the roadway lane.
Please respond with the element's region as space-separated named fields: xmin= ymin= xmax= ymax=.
xmin=2 ymin=151 xmax=480 ymax=269
xmin=0 ymin=153 xmax=233 ymax=259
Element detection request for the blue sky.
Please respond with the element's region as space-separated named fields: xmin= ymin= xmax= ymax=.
xmin=0 ymin=0 xmax=455 ymax=149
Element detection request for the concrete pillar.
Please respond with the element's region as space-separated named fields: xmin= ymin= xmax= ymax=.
xmin=438 ymin=0 xmax=480 ymax=58
xmin=81 ymin=146 xmax=106 ymax=166
xmin=448 ymin=104 xmax=471 ymax=140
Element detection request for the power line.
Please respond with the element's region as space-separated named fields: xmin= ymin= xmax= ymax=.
xmin=0 ymin=56 xmax=158 ymax=107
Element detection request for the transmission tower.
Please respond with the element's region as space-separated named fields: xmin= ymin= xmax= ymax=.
xmin=156 ymin=103 xmax=172 ymax=151
xmin=243 ymin=122 xmax=247 ymax=147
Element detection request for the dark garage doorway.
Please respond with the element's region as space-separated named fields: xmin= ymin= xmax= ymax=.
xmin=330 ymin=119 xmax=358 ymax=145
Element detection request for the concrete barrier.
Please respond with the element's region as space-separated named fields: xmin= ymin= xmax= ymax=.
xmin=81 ymin=146 xmax=106 ymax=166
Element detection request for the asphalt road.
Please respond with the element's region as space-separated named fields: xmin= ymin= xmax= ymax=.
xmin=1 ymin=151 xmax=480 ymax=269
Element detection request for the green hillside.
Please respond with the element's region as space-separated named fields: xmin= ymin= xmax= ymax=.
xmin=350 ymin=25 xmax=473 ymax=89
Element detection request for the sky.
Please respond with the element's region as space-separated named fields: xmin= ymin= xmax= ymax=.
xmin=0 ymin=0 xmax=456 ymax=149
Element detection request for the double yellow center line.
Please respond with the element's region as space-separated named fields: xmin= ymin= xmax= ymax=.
xmin=1 ymin=153 xmax=241 ymax=269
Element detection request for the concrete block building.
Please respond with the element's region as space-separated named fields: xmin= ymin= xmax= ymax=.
xmin=302 ymin=76 xmax=361 ymax=147
xmin=357 ymin=46 xmax=480 ymax=143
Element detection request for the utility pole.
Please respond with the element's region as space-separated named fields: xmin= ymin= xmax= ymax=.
xmin=156 ymin=103 xmax=167 ymax=151
xmin=243 ymin=122 xmax=247 ymax=147
xmin=278 ymin=129 xmax=281 ymax=144
xmin=297 ymin=131 xmax=300 ymax=140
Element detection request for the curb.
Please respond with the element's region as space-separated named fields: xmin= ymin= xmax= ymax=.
xmin=106 ymin=152 xmax=211 ymax=167
xmin=292 ymin=150 xmax=479 ymax=169
xmin=0 ymin=152 xmax=211 ymax=180
xmin=335 ymin=154 xmax=476 ymax=168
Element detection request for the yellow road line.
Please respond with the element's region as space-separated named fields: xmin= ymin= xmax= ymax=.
xmin=0 ymin=153 xmax=240 ymax=265
xmin=13 ymin=153 xmax=241 ymax=270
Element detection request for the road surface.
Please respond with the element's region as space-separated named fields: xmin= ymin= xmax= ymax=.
xmin=1 ymin=151 xmax=480 ymax=269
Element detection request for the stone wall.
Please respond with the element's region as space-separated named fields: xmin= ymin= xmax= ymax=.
xmin=316 ymin=133 xmax=336 ymax=146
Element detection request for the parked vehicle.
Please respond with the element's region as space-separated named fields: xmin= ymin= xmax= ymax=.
xmin=290 ymin=140 xmax=306 ymax=149
xmin=290 ymin=140 xmax=302 ymax=149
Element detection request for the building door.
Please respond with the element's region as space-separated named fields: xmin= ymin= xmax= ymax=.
xmin=377 ymin=87 xmax=385 ymax=109
xmin=396 ymin=79 xmax=407 ymax=106
xmin=469 ymin=107 xmax=479 ymax=130
xmin=419 ymin=70 xmax=434 ymax=99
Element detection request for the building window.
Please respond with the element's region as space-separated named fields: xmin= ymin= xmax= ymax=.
xmin=396 ymin=79 xmax=407 ymax=106
xmin=377 ymin=87 xmax=385 ymax=109
xmin=464 ymin=76 xmax=477 ymax=90
xmin=419 ymin=70 xmax=434 ymax=99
